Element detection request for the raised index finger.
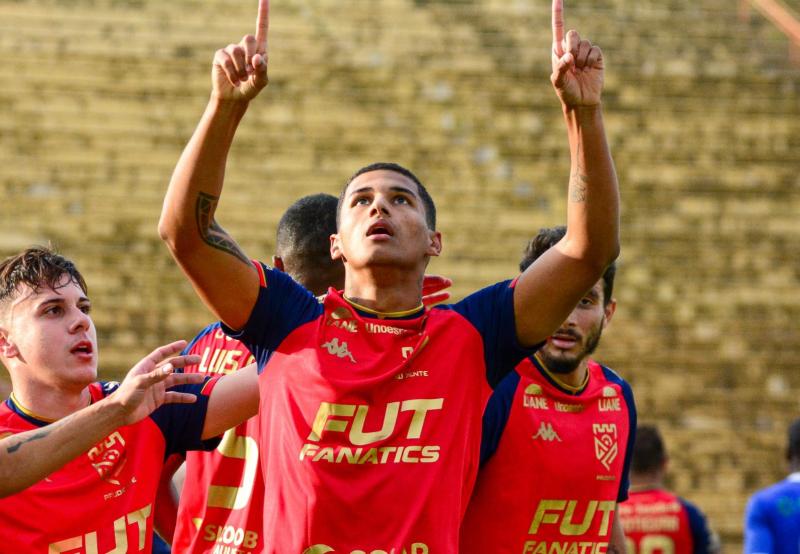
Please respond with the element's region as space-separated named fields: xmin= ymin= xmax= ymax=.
xmin=552 ymin=0 xmax=565 ymax=56
xmin=256 ymin=0 xmax=269 ymax=53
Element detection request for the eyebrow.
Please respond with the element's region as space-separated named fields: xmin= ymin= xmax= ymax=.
xmin=349 ymin=185 xmax=418 ymax=198
xmin=36 ymin=295 xmax=91 ymax=308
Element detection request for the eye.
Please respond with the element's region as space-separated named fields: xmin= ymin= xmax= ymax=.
xmin=353 ymin=196 xmax=370 ymax=206
xmin=44 ymin=305 xmax=63 ymax=316
xmin=579 ymin=297 xmax=594 ymax=307
xmin=393 ymin=195 xmax=410 ymax=205
xmin=79 ymin=303 xmax=92 ymax=315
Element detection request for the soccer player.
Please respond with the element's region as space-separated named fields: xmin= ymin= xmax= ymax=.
xmin=744 ymin=418 xmax=800 ymax=554
xmin=619 ymin=424 xmax=720 ymax=554
xmin=158 ymin=0 xmax=620 ymax=550
xmin=0 ymin=339 xmax=204 ymax=499
xmin=0 ymin=247 xmax=260 ymax=550
xmin=460 ymin=225 xmax=635 ymax=554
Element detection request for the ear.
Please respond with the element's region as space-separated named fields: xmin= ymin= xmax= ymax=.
xmin=0 ymin=327 xmax=18 ymax=359
xmin=330 ymin=233 xmax=346 ymax=262
xmin=272 ymin=255 xmax=285 ymax=272
xmin=602 ymin=297 xmax=617 ymax=327
xmin=426 ymin=231 xmax=443 ymax=258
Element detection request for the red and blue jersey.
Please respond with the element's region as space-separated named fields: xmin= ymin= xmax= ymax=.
xmin=0 ymin=380 xmax=218 ymax=553
xmin=461 ymin=355 xmax=636 ymax=554
xmin=744 ymin=474 xmax=800 ymax=554
xmin=172 ymin=323 xmax=264 ymax=554
xmin=621 ymin=488 xmax=719 ymax=554
xmin=223 ymin=264 xmax=531 ymax=553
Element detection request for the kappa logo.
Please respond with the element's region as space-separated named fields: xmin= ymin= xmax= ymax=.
xmin=321 ymin=338 xmax=356 ymax=363
xmin=592 ymin=423 xmax=618 ymax=470
xmin=532 ymin=422 xmax=562 ymax=442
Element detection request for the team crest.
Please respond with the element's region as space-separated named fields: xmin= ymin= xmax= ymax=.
xmin=592 ymin=423 xmax=618 ymax=470
xmin=87 ymin=431 xmax=127 ymax=485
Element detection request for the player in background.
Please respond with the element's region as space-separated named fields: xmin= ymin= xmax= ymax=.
xmin=744 ymin=418 xmax=800 ymax=554
xmin=619 ymin=424 xmax=720 ymax=554
xmin=461 ymin=225 xmax=635 ymax=554
xmin=158 ymin=0 xmax=620 ymax=550
xmin=0 ymin=247 xmax=261 ymax=551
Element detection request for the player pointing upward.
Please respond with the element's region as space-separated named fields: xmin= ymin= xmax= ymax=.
xmin=159 ymin=0 xmax=620 ymax=551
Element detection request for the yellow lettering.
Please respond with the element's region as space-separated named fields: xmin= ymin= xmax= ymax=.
xmin=208 ymin=430 xmax=259 ymax=509
xmin=401 ymin=445 xmax=422 ymax=463
xmin=243 ymin=530 xmax=259 ymax=548
xmin=400 ymin=399 xmax=444 ymax=439
xmin=126 ymin=504 xmax=152 ymax=550
xmin=308 ymin=403 xmax=356 ymax=441
xmin=529 ymin=500 xmax=567 ymax=534
xmin=350 ymin=402 xmax=400 ymax=445
xmin=300 ymin=443 xmax=319 ymax=460
xmin=421 ymin=445 xmax=440 ymax=463
xmin=313 ymin=447 xmax=336 ymax=462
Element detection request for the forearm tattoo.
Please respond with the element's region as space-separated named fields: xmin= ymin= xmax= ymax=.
xmin=6 ymin=430 xmax=49 ymax=454
xmin=196 ymin=192 xmax=250 ymax=265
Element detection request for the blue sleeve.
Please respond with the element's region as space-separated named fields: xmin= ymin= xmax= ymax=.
xmin=449 ymin=280 xmax=539 ymax=388
xmin=682 ymin=497 xmax=721 ymax=554
xmin=149 ymin=378 xmax=220 ymax=458
xmin=221 ymin=264 xmax=323 ymax=373
xmin=479 ymin=370 xmax=520 ymax=465
xmin=601 ymin=368 xmax=637 ymax=502
xmin=744 ymin=493 xmax=774 ymax=554
xmin=181 ymin=322 xmax=220 ymax=356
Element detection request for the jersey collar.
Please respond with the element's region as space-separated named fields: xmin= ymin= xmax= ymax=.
xmin=530 ymin=352 xmax=591 ymax=395
xmin=343 ymin=295 xmax=424 ymax=320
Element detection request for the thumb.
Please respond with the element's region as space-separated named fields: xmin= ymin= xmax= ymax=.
xmin=551 ymin=52 xmax=574 ymax=88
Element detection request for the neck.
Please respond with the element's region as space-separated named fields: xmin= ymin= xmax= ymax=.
xmin=10 ymin=379 xmax=92 ymax=422
xmin=629 ymin=472 xmax=663 ymax=491
xmin=343 ymin=265 xmax=424 ymax=314
xmin=538 ymin=354 xmax=590 ymax=391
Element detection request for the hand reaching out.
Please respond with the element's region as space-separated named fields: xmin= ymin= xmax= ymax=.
xmin=212 ymin=0 xmax=270 ymax=102
xmin=550 ymin=0 xmax=604 ymax=109
xmin=110 ymin=341 xmax=205 ymax=426
xmin=422 ymin=274 xmax=452 ymax=307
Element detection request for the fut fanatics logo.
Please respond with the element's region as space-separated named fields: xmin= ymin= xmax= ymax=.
xmin=592 ymin=423 xmax=618 ymax=470
xmin=532 ymin=422 xmax=562 ymax=442
xmin=321 ymin=338 xmax=356 ymax=363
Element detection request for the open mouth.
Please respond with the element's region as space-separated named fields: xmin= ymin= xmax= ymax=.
xmin=70 ymin=341 xmax=94 ymax=356
xmin=549 ymin=332 xmax=579 ymax=349
xmin=366 ymin=221 xmax=394 ymax=238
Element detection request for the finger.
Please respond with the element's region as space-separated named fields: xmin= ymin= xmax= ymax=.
xmin=242 ymin=35 xmax=258 ymax=74
xmin=552 ymin=0 xmax=565 ymax=57
xmin=576 ymin=39 xmax=592 ymax=69
xmin=551 ymin=53 xmax=575 ymax=88
xmin=566 ymin=30 xmax=580 ymax=63
xmin=422 ymin=291 xmax=450 ymax=307
xmin=586 ymin=45 xmax=603 ymax=69
xmin=251 ymin=53 xmax=269 ymax=89
xmin=225 ymin=43 xmax=249 ymax=83
xmin=256 ymin=0 xmax=269 ymax=54
xmin=133 ymin=362 xmax=175 ymax=389
xmin=163 ymin=391 xmax=199 ymax=405
xmin=143 ymin=340 xmax=187 ymax=368
xmin=165 ymin=354 xmax=202 ymax=370
xmin=164 ymin=372 xmax=206 ymax=388
xmin=214 ymin=49 xmax=240 ymax=86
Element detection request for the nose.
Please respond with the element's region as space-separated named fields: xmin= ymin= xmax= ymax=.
xmin=369 ymin=194 xmax=391 ymax=217
xmin=69 ymin=308 xmax=92 ymax=333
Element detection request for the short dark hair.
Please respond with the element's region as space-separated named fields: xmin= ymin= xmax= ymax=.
xmin=631 ymin=424 xmax=667 ymax=474
xmin=519 ymin=226 xmax=616 ymax=305
xmin=337 ymin=162 xmax=436 ymax=230
xmin=787 ymin=418 xmax=800 ymax=462
xmin=276 ymin=194 xmax=342 ymax=293
xmin=0 ymin=246 xmax=87 ymax=305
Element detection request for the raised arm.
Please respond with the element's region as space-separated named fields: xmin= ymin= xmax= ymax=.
xmin=158 ymin=0 xmax=271 ymax=330
xmin=513 ymin=0 xmax=620 ymax=346
xmin=0 ymin=342 xmax=203 ymax=498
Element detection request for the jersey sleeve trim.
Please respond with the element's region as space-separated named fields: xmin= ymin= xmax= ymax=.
xmin=480 ymin=370 xmax=521 ymax=465
xmin=601 ymin=366 xmax=637 ymax=502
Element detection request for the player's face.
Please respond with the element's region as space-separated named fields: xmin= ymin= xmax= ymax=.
xmin=0 ymin=278 xmax=98 ymax=390
xmin=539 ymin=280 xmax=615 ymax=374
xmin=332 ymin=170 xmax=441 ymax=271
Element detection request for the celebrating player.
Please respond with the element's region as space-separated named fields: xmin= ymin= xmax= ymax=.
xmin=0 ymin=247 xmax=260 ymax=550
xmin=620 ymin=424 xmax=720 ymax=554
xmin=158 ymin=0 xmax=620 ymax=550
xmin=744 ymin=418 xmax=800 ymax=554
xmin=460 ymin=225 xmax=635 ymax=554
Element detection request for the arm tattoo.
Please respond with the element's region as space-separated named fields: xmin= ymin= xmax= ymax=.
xmin=569 ymin=171 xmax=588 ymax=203
xmin=195 ymin=192 xmax=250 ymax=265
xmin=6 ymin=430 xmax=49 ymax=454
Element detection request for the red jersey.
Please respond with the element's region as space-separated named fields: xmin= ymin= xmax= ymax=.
xmin=620 ymin=488 xmax=717 ymax=554
xmin=173 ymin=323 xmax=263 ymax=554
xmin=0 ymin=380 xmax=217 ymax=552
xmin=225 ymin=265 xmax=530 ymax=553
xmin=461 ymin=356 xmax=636 ymax=554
